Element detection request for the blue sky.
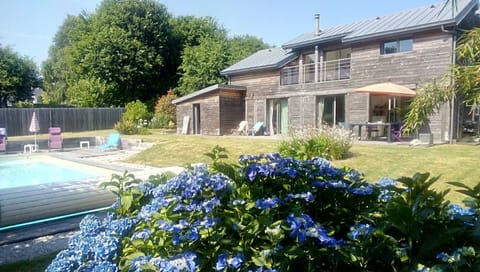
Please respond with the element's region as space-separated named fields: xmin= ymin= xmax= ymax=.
xmin=0 ymin=0 xmax=446 ymax=67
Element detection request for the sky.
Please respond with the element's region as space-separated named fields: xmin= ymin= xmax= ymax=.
xmin=0 ymin=0 xmax=450 ymax=67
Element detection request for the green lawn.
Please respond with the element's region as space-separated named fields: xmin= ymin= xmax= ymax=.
xmin=128 ymin=131 xmax=479 ymax=204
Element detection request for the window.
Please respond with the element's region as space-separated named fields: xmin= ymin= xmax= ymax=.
xmin=382 ymin=38 xmax=413 ymax=54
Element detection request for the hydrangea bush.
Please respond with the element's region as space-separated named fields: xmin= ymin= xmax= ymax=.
xmin=47 ymin=148 xmax=479 ymax=271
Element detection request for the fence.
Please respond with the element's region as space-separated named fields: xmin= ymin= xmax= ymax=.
xmin=0 ymin=108 xmax=125 ymax=137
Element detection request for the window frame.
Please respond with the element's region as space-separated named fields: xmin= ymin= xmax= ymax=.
xmin=381 ymin=38 xmax=413 ymax=55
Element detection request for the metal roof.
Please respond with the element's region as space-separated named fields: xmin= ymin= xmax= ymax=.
xmin=172 ymin=84 xmax=246 ymax=104
xmin=283 ymin=0 xmax=478 ymax=49
xmin=221 ymin=47 xmax=297 ymax=75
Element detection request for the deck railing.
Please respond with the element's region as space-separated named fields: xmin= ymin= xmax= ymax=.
xmin=280 ymin=58 xmax=351 ymax=86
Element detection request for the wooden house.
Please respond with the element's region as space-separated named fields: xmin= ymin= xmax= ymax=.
xmin=172 ymin=84 xmax=246 ymax=135
xmin=176 ymin=0 xmax=480 ymax=142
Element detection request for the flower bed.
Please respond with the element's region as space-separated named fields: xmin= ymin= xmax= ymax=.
xmin=47 ymin=149 xmax=479 ymax=271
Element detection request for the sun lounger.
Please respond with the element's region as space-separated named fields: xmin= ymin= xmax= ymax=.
xmin=98 ymin=132 xmax=121 ymax=150
xmin=48 ymin=127 xmax=63 ymax=151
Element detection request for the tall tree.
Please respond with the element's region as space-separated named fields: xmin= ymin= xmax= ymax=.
xmin=177 ymin=37 xmax=230 ymax=95
xmin=43 ymin=0 xmax=176 ymax=107
xmin=42 ymin=14 xmax=89 ymax=104
xmin=227 ymin=35 xmax=269 ymax=65
xmin=0 ymin=46 xmax=41 ymax=107
xmin=403 ymin=27 xmax=480 ymax=134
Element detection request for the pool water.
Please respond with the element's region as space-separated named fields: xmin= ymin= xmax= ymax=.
xmin=0 ymin=156 xmax=113 ymax=189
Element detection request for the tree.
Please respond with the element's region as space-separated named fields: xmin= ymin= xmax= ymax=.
xmin=176 ymin=37 xmax=230 ymax=95
xmin=42 ymin=14 xmax=89 ymax=104
xmin=0 ymin=45 xmax=41 ymax=107
xmin=43 ymin=0 xmax=176 ymax=107
xmin=403 ymin=27 xmax=480 ymax=134
xmin=227 ymin=35 xmax=269 ymax=65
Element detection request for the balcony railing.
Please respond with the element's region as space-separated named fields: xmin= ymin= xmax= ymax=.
xmin=280 ymin=58 xmax=351 ymax=86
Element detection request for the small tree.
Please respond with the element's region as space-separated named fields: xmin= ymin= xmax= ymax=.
xmin=151 ymin=90 xmax=177 ymax=129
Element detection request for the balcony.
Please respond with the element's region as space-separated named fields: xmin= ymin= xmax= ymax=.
xmin=280 ymin=58 xmax=351 ymax=86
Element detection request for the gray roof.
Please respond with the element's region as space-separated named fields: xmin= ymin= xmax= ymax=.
xmin=172 ymin=84 xmax=246 ymax=104
xmin=221 ymin=47 xmax=297 ymax=75
xmin=283 ymin=0 xmax=478 ymax=49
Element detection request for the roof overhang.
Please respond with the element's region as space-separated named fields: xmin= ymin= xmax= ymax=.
xmin=172 ymin=84 xmax=247 ymax=104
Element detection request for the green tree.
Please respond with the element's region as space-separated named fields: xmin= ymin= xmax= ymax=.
xmin=227 ymin=34 xmax=269 ymax=65
xmin=176 ymin=37 xmax=230 ymax=95
xmin=403 ymin=27 xmax=480 ymax=134
xmin=43 ymin=0 xmax=176 ymax=107
xmin=0 ymin=45 xmax=41 ymax=107
xmin=42 ymin=14 xmax=89 ymax=104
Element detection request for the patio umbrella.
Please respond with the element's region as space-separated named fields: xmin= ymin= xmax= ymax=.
xmin=29 ymin=111 xmax=40 ymax=146
xmin=353 ymin=82 xmax=416 ymax=122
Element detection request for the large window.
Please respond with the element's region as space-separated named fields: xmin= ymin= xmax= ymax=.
xmin=382 ymin=38 xmax=413 ymax=54
xmin=316 ymin=95 xmax=345 ymax=127
xmin=324 ymin=48 xmax=351 ymax=81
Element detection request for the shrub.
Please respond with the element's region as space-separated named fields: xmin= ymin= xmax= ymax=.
xmin=149 ymin=113 xmax=175 ymax=129
xmin=115 ymin=100 xmax=152 ymax=135
xmin=279 ymin=125 xmax=353 ymax=160
xmin=47 ymin=150 xmax=480 ymax=271
xmin=153 ymin=90 xmax=177 ymax=128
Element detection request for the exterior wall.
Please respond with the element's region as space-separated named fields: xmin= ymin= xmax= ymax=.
xmin=229 ymin=30 xmax=455 ymax=142
xmin=175 ymin=89 xmax=246 ymax=136
xmin=230 ymin=70 xmax=279 ymax=127
xmin=219 ymin=90 xmax=245 ymax=135
xmin=175 ymin=93 xmax=220 ymax=135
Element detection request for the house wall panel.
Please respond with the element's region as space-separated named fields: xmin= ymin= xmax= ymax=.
xmin=219 ymin=90 xmax=245 ymax=135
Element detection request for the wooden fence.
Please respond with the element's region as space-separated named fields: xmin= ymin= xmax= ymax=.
xmin=0 ymin=108 xmax=125 ymax=137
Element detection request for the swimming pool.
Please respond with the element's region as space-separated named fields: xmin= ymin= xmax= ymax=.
xmin=0 ymin=155 xmax=115 ymax=189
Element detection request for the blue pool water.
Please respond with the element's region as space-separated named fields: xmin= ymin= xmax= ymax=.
xmin=0 ymin=156 xmax=111 ymax=189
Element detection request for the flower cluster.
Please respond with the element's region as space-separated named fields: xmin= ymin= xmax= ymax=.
xmin=47 ymin=152 xmax=480 ymax=271
xmin=46 ymin=214 xmax=136 ymax=272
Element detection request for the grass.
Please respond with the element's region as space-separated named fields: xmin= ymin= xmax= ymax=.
xmin=0 ymin=253 xmax=57 ymax=272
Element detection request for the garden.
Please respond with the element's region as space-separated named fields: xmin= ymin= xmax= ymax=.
xmin=40 ymin=128 xmax=479 ymax=271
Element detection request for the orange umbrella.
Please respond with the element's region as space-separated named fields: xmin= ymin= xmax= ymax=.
xmin=353 ymin=82 xmax=416 ymax=97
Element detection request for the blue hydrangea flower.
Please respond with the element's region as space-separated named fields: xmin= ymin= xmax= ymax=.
xmin=215 ymin=252 xmax=228 ymax=271
xmin=286 ymin=192 xmax=315 ymax=202
xmin=79 ymin=214 xmax=104 ymax=235
xmin=447 ymin=204 xmax=476 ymax=219
xmin=256 ymin=197 xmax=282 ymax=210
xmin=131 ymin=228 xmax=152 ymax=241
xmin=377 ymin=177 xmax=397 ymax=187
xmin=228 ymin=252 xmax=245 ymax=269
xmin=348 ymin=223 xmax=375 ymax=240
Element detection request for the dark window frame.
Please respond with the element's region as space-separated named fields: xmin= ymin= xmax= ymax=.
xmin=381 ymin=38 xmax=413 ymax=55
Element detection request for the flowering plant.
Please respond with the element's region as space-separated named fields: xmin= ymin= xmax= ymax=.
xmin=47 ymin=148 xmax=479 ymax=271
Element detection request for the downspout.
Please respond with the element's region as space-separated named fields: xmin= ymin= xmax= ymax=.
xmin=441 ymin=24 xmax=457 ymax=144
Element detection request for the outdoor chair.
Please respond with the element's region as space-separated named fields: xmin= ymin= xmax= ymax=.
xmin=48 ymin=127 xmax=63 ymax=151
xmin=231 ymin=121 xmax=248 ymax=135
xmin=0 ymin=128 xmax=7 ymax=152
xmin=249 ymin=122 xmax=265 ymax=136
xmin=98 ymin=132 xmax=121 ymax=150
xmin=391 ymin=122 xmax=403 ymax=142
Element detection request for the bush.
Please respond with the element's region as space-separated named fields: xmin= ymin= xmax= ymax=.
xmin=279 ymin=125 xmax=353 ymax=160
xmin=115 ymin=100 xmax=152 ymax=135
xmin=149 ymin=113 xmax=175 ymax=129
xmin=47 ymin=150 xmax=480 ymax=271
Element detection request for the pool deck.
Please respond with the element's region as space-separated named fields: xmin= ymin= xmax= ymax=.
xmin=0 ymin=143 xmax=184 ymax=265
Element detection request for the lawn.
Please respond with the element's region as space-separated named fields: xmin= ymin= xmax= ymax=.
xmin=128 ymin=131 xmax=479 ymax=204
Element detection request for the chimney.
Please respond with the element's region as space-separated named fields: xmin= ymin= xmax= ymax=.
xmin=315 ymin=14 xmax=320 ymax=36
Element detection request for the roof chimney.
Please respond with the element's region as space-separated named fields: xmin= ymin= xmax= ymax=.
xmin=315 ymin=14 xmax=320 ymax=36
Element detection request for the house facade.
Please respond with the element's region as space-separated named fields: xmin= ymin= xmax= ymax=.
xmin=175 ymin=0 xmax=479 ymax=142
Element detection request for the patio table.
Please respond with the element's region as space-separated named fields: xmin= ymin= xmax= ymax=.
xmin=346 ymin=122 xmax=392 ymax=142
